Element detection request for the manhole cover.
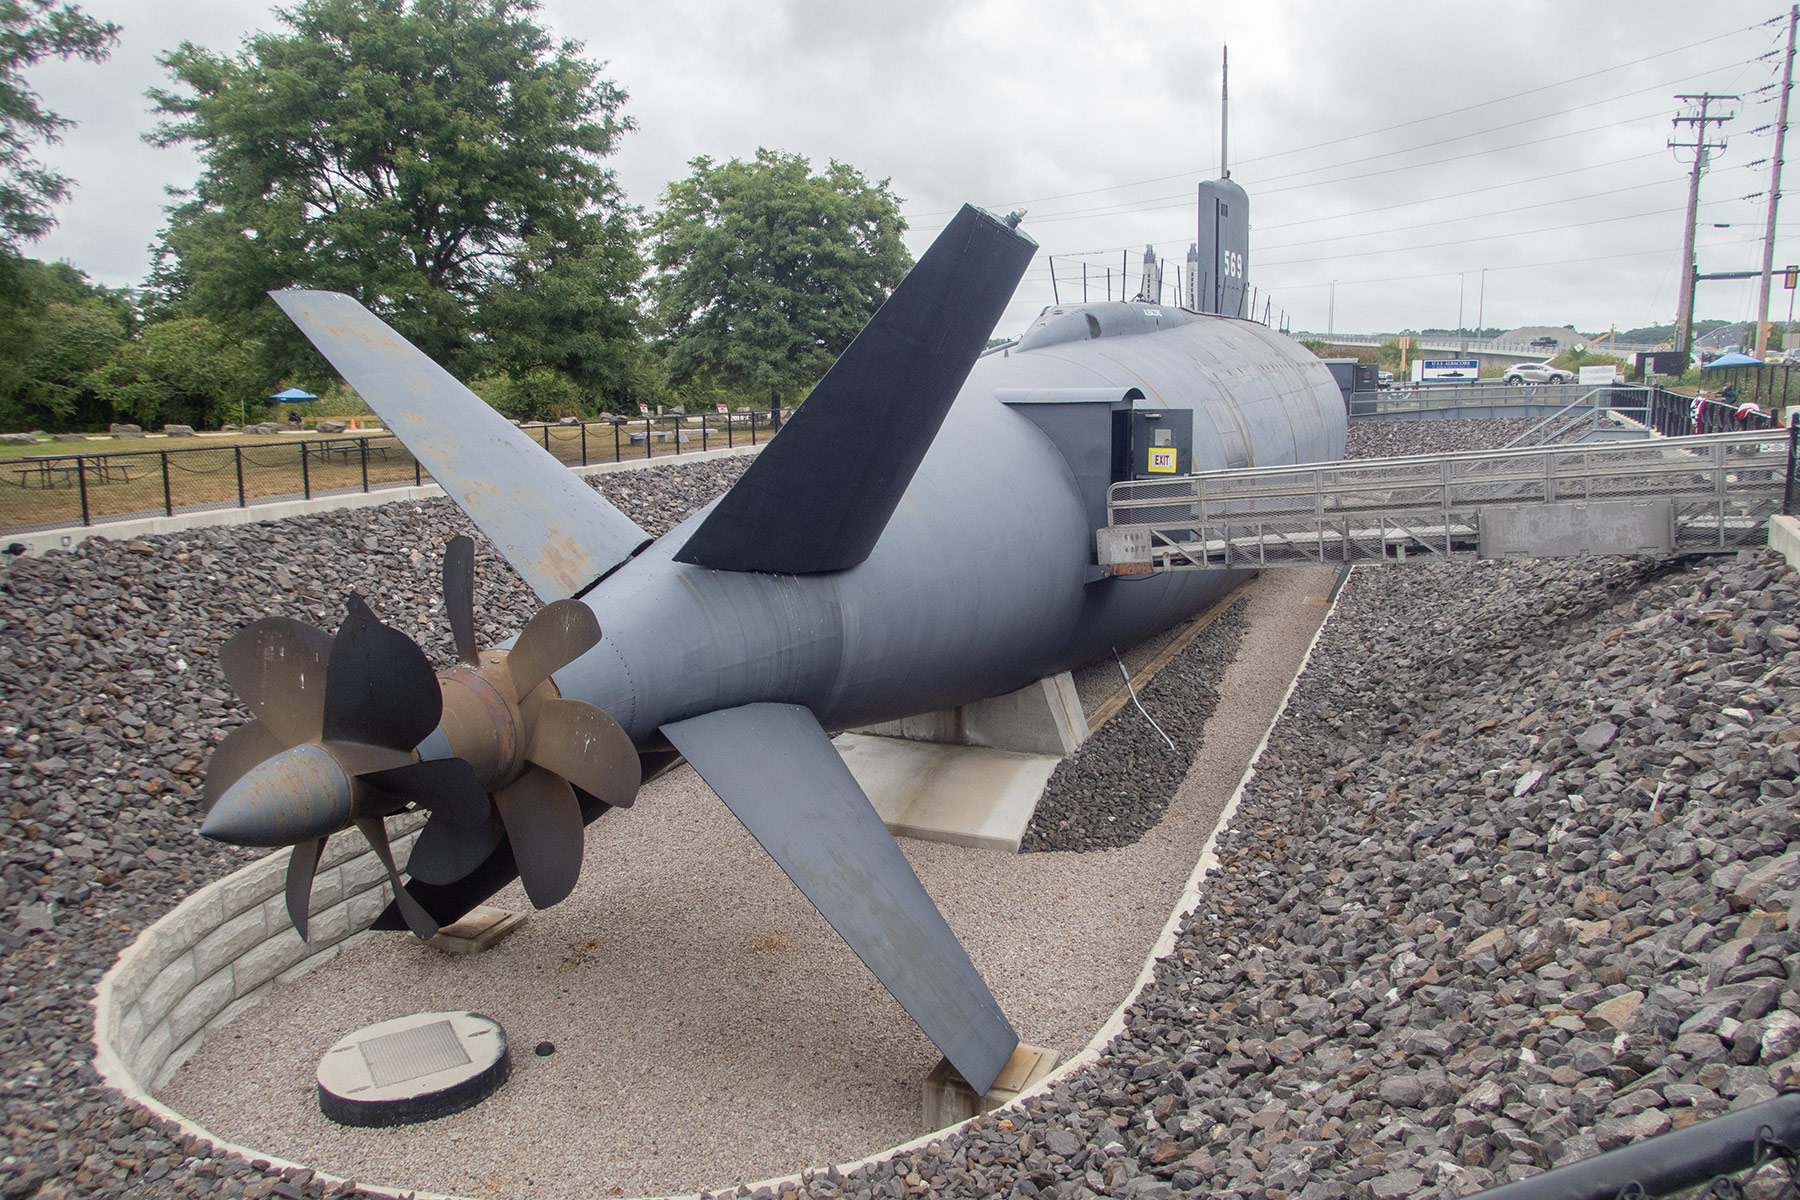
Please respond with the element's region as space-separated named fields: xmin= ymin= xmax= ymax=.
xmin=316 ymin=1011 xmax=509 ymax=1127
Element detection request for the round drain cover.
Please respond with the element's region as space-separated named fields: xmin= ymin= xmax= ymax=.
xmin=317 ymin=1011 xmax=509 ymax=1127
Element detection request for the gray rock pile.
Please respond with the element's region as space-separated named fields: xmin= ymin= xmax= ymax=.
xmin=1023 ymin=601 xmax=1249 ymax=852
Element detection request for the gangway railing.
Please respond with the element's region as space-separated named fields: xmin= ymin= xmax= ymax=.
xmin=1098 ymin=429 xmax=1796 ymax=573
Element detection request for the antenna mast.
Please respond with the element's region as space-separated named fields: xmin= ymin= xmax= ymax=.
xmin=1221 ymin=46 xmax=1230 ymax=179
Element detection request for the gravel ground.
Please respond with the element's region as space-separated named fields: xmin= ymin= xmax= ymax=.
xmin=8 ymin=418 xmax=1797 ymax=1200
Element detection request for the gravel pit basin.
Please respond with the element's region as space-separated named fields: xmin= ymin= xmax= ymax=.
xmin=155 ymin=566 xmax=1334 ymax=1200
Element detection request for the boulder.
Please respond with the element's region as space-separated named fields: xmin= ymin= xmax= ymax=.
xmin=52 ymin=433 xmax=87 ymax=443
xmin=162 ymin=424 xmax=196 ymax=437
xmin=315 ymin=418 xmax=348 ymax=434
xmin=0 ymin=432 xmax=40 ymax=445
xmin=109 ymin=422 xmax=143 ymax=438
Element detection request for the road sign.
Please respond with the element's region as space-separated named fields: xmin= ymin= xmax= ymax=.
xmin=1420 ymin=359 xmax=1478 ymax=382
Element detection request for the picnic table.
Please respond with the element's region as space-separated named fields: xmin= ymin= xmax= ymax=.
xmin=302 ymin=440 xmax=392 ymax=465
xmin=13 ymin=454 xmax=137 ymax=488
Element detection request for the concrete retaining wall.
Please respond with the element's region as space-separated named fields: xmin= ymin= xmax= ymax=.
xmin=93 ymin=811 xmax=427 ymax=1095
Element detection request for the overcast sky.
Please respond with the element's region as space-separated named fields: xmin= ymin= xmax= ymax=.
xmin=19 ymin=0 xmax=1795 ymax=339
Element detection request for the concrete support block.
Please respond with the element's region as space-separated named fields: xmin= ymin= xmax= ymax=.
xmin=230 ymin=930 xmax=308 ymax=996
xmin=165 ymin=968 xmax=234 ymax=1048
xmin=160 ymin=887 xmax=226 ymax=954
xmin=429 ymin=905 xmax=526 ymax=954
xmin=135 ymin=954 xmax=197 ymax=1034
xmin=857 ymin=671 xmax=1089 ymax=757
xmin=305 ymin=864 xmax=346 ymax=913
xmin=131 ymin=1022 xmax=173 ymax=1085
xmin=1770 ymin=514 xmax=1800 ymax=571
xmin=105 ymin=932 xmax=165 ymax=1013
xmin=208 ymin=983 xmax=272 ymax=1035
xmin=191 ymin=908 xmax=268 ymax=981
xmin=219 ymin=856 xmax=284 ymax=919
xmin=114 ymin=1005 xmax=145 ymax=1061
xmin=305 ymin=900 xmax=353 ymax=951
xmin=345 ymin=884 xmax=393 ymax=932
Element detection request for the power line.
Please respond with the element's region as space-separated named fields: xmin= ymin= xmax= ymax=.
xmin=903 ymin=23 xmax=1767 ymax=221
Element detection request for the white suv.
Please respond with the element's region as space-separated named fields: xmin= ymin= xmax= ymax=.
xmin=1503 ymin=361 xmax=1574 ymax=384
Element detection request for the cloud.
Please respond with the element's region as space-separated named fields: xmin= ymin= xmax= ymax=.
xmin=20 ymin=0 xmax=1791 ymax=338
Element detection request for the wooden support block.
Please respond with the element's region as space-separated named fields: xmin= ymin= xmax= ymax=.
xmin=921 ymin=1044 xmax=1058 ymax=1131
xmin=427 ymin=905 xmax=526 ymax=955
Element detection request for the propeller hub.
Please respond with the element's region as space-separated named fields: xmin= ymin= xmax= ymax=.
xmin=200 ymin=743 xmax=352 ymax=848
xmin=437 ymin=660 xmax=524 ymax=787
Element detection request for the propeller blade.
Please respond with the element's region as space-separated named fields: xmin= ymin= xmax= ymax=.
xmin=359 ymin=757 xmax=491 ymax=826
xmin=285 ymin=836 xmax=325 ymax=940
xmin=356 ymin=816 xmax=440 ymax=940
xmin=492 ymin=765 xmax=584 ymax=908
xmin=219 ymin=617 xmax=334 ymax=747
xmin=523 ymin=697 xmax=640 ymax=809
xmin=203 ymin=720 xmax=286 ymax=812
xmin=507 ymin=600 xmax=601 ymax=698
xmin=444 ymin=535 xmax=480 ymax=666
xmin=405 ymin=810 xmax=506 ymax=886
xmin=321 ymin=594 xmax=442 ymax=752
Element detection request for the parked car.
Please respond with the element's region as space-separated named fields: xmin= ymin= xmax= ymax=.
xmin=1377 ymin=370 xmax=1394 ymax=387
xmin=1503 ymin=361 xmax=1575 ymax=384
xmin=1529 ymin=335 xmax=1559 ymax=348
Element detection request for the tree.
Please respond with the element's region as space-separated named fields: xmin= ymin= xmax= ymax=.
xmin=0 ymin=255 xmax=131 ymax=430
xmin=87 ymin=317 xmax=260 ymax=430
xmin=0 ymin=1 xmax=118 ymax=248
xmin=648 ymin=149 xmax=911 ymax=401
xmin=147 ymin=0 xmax=641 ymax=389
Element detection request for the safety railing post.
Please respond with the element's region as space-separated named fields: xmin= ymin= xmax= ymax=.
xmin=613 ymin=421 xmax=620 ymax=461
xmin=76 ymin=456 xmax=90 ymax=526
xmin=234 ymin=447 xmax=246 ymax=508
xmin=580 ymin=422 xmax=587 ymax=466
xmin=301 ymin=440 xmax=311 ymax=499
xmin=1786 ymin=422 xmax=1798 ymax=516
xmin=161 ymin=452 xmax=173 ymax=517
xmin=644 ymin=414 xmax=652 ymax=459
xmin=359 ymin=437 xmax=369 ymax=493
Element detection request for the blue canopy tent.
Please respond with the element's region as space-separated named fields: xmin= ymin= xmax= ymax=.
xmin=1703 ymin=351 xmax=1762 ymax=370
xmin=265 ymin=387 xmax=318 ymax=429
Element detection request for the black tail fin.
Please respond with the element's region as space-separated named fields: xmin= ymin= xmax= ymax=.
xmin=673 ymin=205 xmax=1036 ymax=575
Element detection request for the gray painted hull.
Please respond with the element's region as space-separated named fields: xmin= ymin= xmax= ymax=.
xmin=555 ymin=307 xmax=1345 ymax=739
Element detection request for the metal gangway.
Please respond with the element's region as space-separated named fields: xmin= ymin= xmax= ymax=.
xmin=1098 ymin=430 xmax=1798 ymax=573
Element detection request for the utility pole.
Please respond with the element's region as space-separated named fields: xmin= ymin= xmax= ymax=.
xmin=1671 ymin=92 xmax=1737 ymax=356
xmin=1476 ymin=268 xmax=1488 ymax=343
xmin=1328 ymin=280 xmax=1336 ymax=337
xmin=1757 ymin=6 xmax=1798 ymax=357
xmin=1457 ymin=272 xmax=1466 ymax=352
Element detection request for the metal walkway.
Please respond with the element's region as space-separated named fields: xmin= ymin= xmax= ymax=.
xmin=1098 ymin=430 xmax=1797 ymax=573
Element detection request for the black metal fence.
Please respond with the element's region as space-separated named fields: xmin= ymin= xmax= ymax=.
xmin=1471 ymin=1089 xmax=1800 ymax=1200
xmin=1643 ymin=388 xmax=1785 ymax=437
xmin=0 ymin=412 xmax=774 ymax=536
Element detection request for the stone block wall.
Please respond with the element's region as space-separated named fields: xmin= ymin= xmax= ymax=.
xmin=94 ymin=811 xmax=428 ymax=1094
